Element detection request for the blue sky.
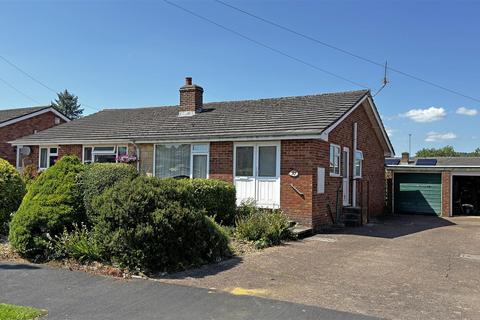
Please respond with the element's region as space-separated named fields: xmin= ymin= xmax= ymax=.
xmin=1 ymin=0 xmax=479 ymax=155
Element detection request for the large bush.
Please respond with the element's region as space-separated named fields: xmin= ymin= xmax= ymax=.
xmin=9 ymin=156 xmax=86 ymax=258
xmin=0 ymin=158 xmax=25 ymax=234
xmin=91 ymin=176 xmax=231 ymax=272
xmin=235 ymin=203 xmax=295 ymax=249
xmin=81 ymin=163 xmax=138 ymax=220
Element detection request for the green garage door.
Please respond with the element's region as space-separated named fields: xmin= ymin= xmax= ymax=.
xmin=394 ymin=173 xmax=442 ymax=216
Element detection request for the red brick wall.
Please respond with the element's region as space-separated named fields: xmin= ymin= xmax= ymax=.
xmin=22 ymin=144 xmax=82 ymax=170
xmin=280 ymin=140 xmax=315 ymax=226
xmin=441 ymin=171 xmax=451 ymax=217
xmin=58 ymin=144 xmax=83 ymax=159
xmin=0 ymin=111 xmax=66 ymax=166
xmin=209 ymin=141 xmax=233 ymax=183
xmin=310 ymin=101 xmax=387 ymax=228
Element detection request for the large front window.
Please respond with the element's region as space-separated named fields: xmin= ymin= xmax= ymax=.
xmin=155 ymin=143 xmax=209 ymax=179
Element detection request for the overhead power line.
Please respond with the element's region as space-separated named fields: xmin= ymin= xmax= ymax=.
xmin=0 ymin=55 xmax=100 ymax=112
xmin=163 ymin=0 xmax=369 ymax=89
xmin=215 ymin=0 xmax=480 ymax=104
xmin=0 ymin=76 xmax=41 ymax=104
xmin=0 ymin=55 xmax=57 ymax=94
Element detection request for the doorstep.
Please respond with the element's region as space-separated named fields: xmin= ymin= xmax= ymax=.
xmin=291 ymin=224 xmax=313 ymax=239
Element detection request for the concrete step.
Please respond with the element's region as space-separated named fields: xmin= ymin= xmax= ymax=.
xmin=291 ymin=223 xmax=313 ymax=239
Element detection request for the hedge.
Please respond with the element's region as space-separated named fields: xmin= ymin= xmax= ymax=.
xmin=149 ymin=178 xmax=236 ymax=225
xmin=91 ymin=176 xmax=231 ymax=272
xmin=81 ymin=163 xmax=138 ymax=220
xmin=9 ymin=156 xmax=86 ymax=258
xmin=0 ymin=158 xmax=25 ymax=234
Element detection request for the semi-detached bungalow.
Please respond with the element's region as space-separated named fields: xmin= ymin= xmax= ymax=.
xmin=11 ymin=78 xmax=394 ymax=230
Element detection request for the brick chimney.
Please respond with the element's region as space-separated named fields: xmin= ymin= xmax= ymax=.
xmin=401 ymin=152 xmax=410 ymax=164
xmin=179 ymin=77 xmax=203 ymax=116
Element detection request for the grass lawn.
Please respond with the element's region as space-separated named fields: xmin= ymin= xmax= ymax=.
xmin=0 ymin=303 xmax=47 ymax=320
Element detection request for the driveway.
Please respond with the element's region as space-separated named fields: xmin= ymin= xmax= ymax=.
xmin=0 ymin=263 xmax=375 ymax=320
xmin=157 ymin=215 xmax=480 ymax=320
xmin=1 ymin=215 xmax=479 ymax=320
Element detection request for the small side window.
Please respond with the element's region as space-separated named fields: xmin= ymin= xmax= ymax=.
xmin=39 ymin=148 xmax=48 ymax=169
xmin=354 ymin=150 xmax=363 ymax=178
xmin=329 ymin=144 xmax=341 ymax=176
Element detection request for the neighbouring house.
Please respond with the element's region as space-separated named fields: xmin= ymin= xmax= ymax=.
xmin=386 ymin=152 xmax=480 ymax=217
xmin=0 ymin=106 xmax=70 ymax=169
xmin=11 ymin=77 xmax=393 ymax=229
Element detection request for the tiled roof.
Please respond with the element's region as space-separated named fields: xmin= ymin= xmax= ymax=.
xmin=0 ymin=106 xmax=49 ymax=124
xmin=12 ymin=90 xmax=370 ymax=144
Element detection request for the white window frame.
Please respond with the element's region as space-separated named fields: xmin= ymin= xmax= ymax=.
xmin=329 ymin=143 xmax=341 ymax=177
xmin=153 ymin=143 xmax=210 ymax=179
xmin=354 ymin=150 xmax=363 ymax=178
xmin=82 ymin=145 xmax=128 ymax=164
xmin=38 ymin=146 xmax=59 ymax=170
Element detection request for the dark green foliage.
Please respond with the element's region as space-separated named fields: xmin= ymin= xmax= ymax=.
xmin=52 ymin=223 xmax=101 ymax=262
xmin=91 ymin=176 xmax=231 ymax=272
xmin=148 ymin=178 xmax=237 ymax=225
xmin=235 ymin=202 xmax=295 ymax=249
xmin=51 ymin=89 xmax=83 ymax=119
xmin=81 ymin=163 xmax=138 ymax=220
xmin=415 ymin=145 xmax=480 ymax=157
xmin=0 ymin=158 xmax=26 ymax=234
xmin=8 ymin=156 xmax=85 ymax=258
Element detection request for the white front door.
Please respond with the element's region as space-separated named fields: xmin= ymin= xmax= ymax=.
xmin=234 ymin=142 xmax=280 ymax=208
xmin=342 ymin=147 xmax=350 ymax=206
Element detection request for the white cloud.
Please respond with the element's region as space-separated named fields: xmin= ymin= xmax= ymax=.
xmin=385 ymin=128 xmax=394 ymax=137
xmin=402 ymin=107 xmax=446 ymax=123
xmin=456 ymin=107 xmax=478 ymax=116
xmin=425 ymin=132 xmax=457 ymax=142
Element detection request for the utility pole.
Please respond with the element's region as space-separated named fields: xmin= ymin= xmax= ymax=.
xmin=409 ymin=134 xmax=412 ymax=156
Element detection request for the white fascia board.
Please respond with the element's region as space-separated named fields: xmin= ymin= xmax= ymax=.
xmin=0 ymin=107 xmax=70 ymax=128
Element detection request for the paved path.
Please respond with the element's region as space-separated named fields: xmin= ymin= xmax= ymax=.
xmin=0 ymin=262 xmax=375 ymax=320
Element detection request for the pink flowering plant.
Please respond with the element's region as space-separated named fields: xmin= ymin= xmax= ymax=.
xmin=116 ymin=154 xmax=137 ymax=164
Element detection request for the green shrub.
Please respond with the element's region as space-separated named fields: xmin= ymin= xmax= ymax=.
xmin=8 ymin=156 xmax=86 ymax=258
xmin=52 ymin=223 xmax=101 ymax=262
xmin=92 ymin=176 xmax=231 ymax=272
xmin=20 ymin=164 xmax=40 ymax=187
xmin=149 ymin=178 xmax=236 ymax=225
xmin=81 ymin=163 xmax=138 ymax=220
xmin=235 ymin=203 xmax=295 ymax=249
xmin=0 ymin=158 xmax=26 ymax=235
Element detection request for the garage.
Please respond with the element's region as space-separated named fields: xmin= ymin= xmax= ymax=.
xmin=386 ymin=153 xmax=480 ymax=217
xmin=394 ymin=173 xmax=442 ymax=216
xmin=452 ymin=175 xmax=480 ymax=215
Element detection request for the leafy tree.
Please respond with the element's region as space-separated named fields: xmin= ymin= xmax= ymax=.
xmin=416 ymin=146 xmax=457 ymax=157
xmin=415 ymin=146 xmax=480 ymax=157
xmin=51 ymin=89 xmax=83 ymax=120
